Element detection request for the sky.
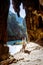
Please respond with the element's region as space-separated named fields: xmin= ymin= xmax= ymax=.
xmin=9 ymin=0 xmax=26 ymax=18
xmin=9 ymin=0 xmax=43 ymax=18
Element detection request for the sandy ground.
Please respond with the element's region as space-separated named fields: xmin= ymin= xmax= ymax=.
xmin=8 ymin=42 xmax=43 ymax=65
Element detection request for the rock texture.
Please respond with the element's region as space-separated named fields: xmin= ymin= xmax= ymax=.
xmin=0 ymin=0 xmax=10 ymax=61
xmin=1 ymin=42 xmax=43 ymax=65
xmin=9 ymin=43 xmax=43 ymax=65
xmin=0 ymin=44 xmax=9 ymax=61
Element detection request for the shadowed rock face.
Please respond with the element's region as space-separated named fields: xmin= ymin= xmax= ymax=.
xmin=0 ymin=0 xmax=10 ymax=44
xmin=0 ymin=0 xmax=10 ymax=61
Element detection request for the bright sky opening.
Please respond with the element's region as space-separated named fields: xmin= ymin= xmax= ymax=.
xmin=9 ymin=0 xmax=26 ymax=18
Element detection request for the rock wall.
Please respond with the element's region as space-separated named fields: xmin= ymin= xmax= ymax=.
xmin=0 ymin=0 xmax=10 ymax=61
xmin=0 ymin=0 xmax=10 ymax=43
